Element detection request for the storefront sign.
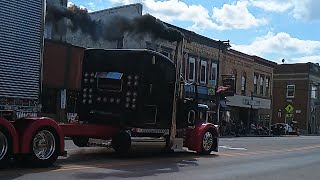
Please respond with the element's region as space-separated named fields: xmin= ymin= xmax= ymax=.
xmin=221 ymin=74 xmax=235 ymax=96
xmin=208 ymin=88 xmax=215 ymax=95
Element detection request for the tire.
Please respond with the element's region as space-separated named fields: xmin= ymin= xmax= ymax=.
xmin=111 ymin=131 xmax=131 ymax=154
xmin=0 ymin=128 xmax=11 ymax=168
xmin=199 ymin=130 xmax=215 ymax=155
xmin=72 ymin=137 xmax=89 ymax=147
xmin=28 ymin=128 xmax=59 ymax=168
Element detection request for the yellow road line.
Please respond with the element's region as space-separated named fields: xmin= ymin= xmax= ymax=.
xmin=0 ymin=160 xmax=148 ymax=175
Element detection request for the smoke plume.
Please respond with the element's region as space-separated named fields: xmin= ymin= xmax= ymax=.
xmin=46 ymin=3 xmax=184 ymax=42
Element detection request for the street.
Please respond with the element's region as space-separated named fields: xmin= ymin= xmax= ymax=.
xmin=1 ymin=136 xmax=320 ymax=180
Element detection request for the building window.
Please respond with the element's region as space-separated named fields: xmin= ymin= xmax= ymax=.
xmin=287 ymin=85 xmax=295 ymax=98
xmin=241 ymin=72 xmax=246 ymax=96
xmin=200 ymin=60 xmax=207 ymax=84
xmin=210 ymin=63 xmax=217 ymax=87
xmin=254 ymin=73 xmax=258 ymax=95
xmin=188 ymin=57 xmax=196 ymax=81
xmin=311 ymin=85 xmax=317 ymax=99
xmin=265 ymin=77 xmax=270 ymax=97
xmin=232 ymin=69 xmax=237 ymax=94
xmin=260 ymin=75 xmax=264 ymax=95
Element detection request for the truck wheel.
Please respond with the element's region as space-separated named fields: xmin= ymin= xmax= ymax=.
xmin=111 ymin=131 xmax=131 ymax=154
xmin=29 ymin=129 xmax=59 ymax=167
xmin=199 ymin=130 xmax=214 ymax=155
xmin=72 ymin=137 xmax=89 ymax=147
xmin=0 ymin=128 xmax=11 ymax=168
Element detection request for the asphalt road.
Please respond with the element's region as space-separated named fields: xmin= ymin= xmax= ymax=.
xmin=1 ymin=136 xmax=320 ymax=180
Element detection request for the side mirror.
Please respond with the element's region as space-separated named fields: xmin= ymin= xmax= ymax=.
xmin=188 ymin=110 xmax=196 ymax=124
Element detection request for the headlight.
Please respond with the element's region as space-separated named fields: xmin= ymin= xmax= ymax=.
xmin=84 ymin=78 xmax=88 ymax=83
xmin=83 ymin=88 xmax=87 ymax=92
xmin=90 ymin=72 xmax=95 ymax=77
xmin=89 ymin=94 xmax=93 ymax=98
xmin=116 ymin=98 xmax=120 ymax=104
xmin=89 ymin=88 xmax=93 ymax=93
xmin=128 ymin=75 xmax=132 ymax=80
xmin=83 ymin=94 xmax=87 ymax=98
xmin=103 ymin=97 xmax=107 ymax=103
xmin=110 ymin=98 xmax=115 ymax=103
xmin=125 ymin=103 xmax=130 ymax=108
xmin=126 ymin=97 xmax=130 ymax=102
xmin=84 ymin=73 xmax=89 ymax=77
xmin=82 ymin=99 xmax=86 ymax=104
xmin=97 ymin=97 xmax=101 ymax=102
xmin=88 ymin=99 xmax=92 ymax=104
xmin=132 ymin=98 xmax=136 ymax=103
xmin=133 ymin=92 xmax=137 ymax=97
xmin=132 ymin=104 xmax=136 ymax=109
xmin=90 ymin=78 xmax=94 ymax=83
xmin=134 ymin=75 xmax=139 ymax=80
xmin=127 ymin=81 xmax=131 ymax=86
xmin=126 ymin=91 xmax=131 ymax=96
xmin=134 ymin=81 xmax=138 ymax=86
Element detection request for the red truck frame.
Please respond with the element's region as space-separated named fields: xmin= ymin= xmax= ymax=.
xmin=0 ymin=116 xmax=218 ymax=168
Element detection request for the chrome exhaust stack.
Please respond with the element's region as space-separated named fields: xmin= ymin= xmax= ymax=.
xmin=168 ymin=38 xmax=184 ymax=149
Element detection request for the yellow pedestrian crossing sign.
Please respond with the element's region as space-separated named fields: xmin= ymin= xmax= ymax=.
xmin=285 ymin=104 xmax=294 ymax=113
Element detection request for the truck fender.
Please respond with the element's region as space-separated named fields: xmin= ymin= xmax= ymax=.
xmin=0 ymin=117 xmax=19 ymax=154
xmin=185 ymin=123 xmax=219 ymax=152
xmin=18 ymin=117 xmax=65 ymax=155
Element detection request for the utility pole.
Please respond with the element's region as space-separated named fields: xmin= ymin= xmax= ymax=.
xmin=215 ymin=40 xmax=230 ymax=125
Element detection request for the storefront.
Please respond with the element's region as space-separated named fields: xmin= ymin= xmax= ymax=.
xmin=226 ymin=95 xmax=271 ymax=129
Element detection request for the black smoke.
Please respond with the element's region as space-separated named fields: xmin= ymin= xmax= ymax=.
xmin=46 ymin=3 xmax=101 ymax=40
xmin=46 ymin=3 xmax=184 ymax=42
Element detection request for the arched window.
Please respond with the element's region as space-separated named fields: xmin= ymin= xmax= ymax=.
xmin=254 ymin=73 xmax=258 ymax=94
xmin=241 ymin=71 xmax=246 ymax=95
xmin=260 ymin=75 xmax=264 ymax=95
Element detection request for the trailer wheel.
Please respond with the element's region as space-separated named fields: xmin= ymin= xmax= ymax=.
xmin=72 ymin=137 xmax=89 ymax=147
xmin=111 ymin=131 xmax=131 ymax=154
xmin=199 ymin=130 xmax=214 ymax=155
xmin=0 ymin=128 xmax=11 ymax=168
xmin=29 ymin=128 xmax=59 ymax=167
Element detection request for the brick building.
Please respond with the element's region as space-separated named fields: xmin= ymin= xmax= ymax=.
xmin=272 ymin=63 xmax=320 ymax=134
xmin=220 ymin=49 xmax=276 ymax=130
xmin=145 ymin=26 xmax=230 ymax=117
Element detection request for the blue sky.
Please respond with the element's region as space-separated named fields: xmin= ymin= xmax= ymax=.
xmin=69 ymin=0 xmax=320 ymax=64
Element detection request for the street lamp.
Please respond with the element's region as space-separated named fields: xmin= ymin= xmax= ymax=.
xmin=215 ymin=40 xmax=231 ymax=125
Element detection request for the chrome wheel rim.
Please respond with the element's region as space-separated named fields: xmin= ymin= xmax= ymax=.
xmin=0 ymin=131 xmax=8 ymax=160
xmin=33 ymin=130 xmax=56 ymax=160
xmin=202 ymin=131 xmax=213 ymax=151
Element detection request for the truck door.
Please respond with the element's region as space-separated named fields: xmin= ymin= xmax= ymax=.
xmin=141 ymin=55 xmax=175 ymax=128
